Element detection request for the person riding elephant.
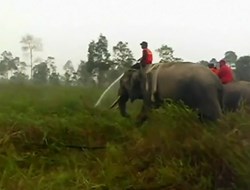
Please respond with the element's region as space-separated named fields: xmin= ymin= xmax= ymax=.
xmin=130 ymin=41 xmax=154 ymax=103
xmin=131 ymin=41 xmax=153 ymax=70
xmin=139 ymin=41 xmax=153 ymax=70
xmin=217 ymin=59 xmax=234 ymax=84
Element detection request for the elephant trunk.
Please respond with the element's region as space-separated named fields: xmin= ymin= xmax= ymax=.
xmin=110 ymin=92 xmax=129 ymax=117
xmin=118 ymin=94 xmax=129 ymax=117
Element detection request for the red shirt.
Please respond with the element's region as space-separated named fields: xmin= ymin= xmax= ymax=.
xmin=210 ymin=67 xmax=219 ymax=75
xmin=217 ymin=65 xmax=234 ymax=84
xmin=141 ymin=48 xmax=153 ymax=65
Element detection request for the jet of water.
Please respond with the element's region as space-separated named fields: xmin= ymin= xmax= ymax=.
xmin=94 ymin=73 xmax=124 ymax=107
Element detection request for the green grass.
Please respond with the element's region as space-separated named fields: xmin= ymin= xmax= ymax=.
xmin=0 ymin=83 xmax=249 ymax=189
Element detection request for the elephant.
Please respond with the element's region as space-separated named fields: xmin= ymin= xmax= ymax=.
xmin=110 ymin=62 xmax=224 ymax=124
xmin=223 ymin=81 xmax=250 ymax=112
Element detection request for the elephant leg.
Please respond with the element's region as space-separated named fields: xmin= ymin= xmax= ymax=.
xmin=118 ymin=94 xmax=130 ymax=118
xmin=218 ymin=87 xmax=224 ymax=112
xmin=136 ymin=104 xmax=149 ymax=126
xmin=150 ymin=64 xmax=161 ymax=102
xmin=198 ymin=113 xmax=208 ymax=123
xmin=198 ymin=113 xmax=219 ymax=125
xmin=135 ymin=68 xmax=153 ymax=126
xmin=140 ymin=69 xmax=154 ymax=106
xmin=153 ymin=93 xmax=163 ymax=109
xmin=147 ymin=72 xmax=155 ymax=102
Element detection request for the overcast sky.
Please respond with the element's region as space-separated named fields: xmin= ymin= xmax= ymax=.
xmin=1 ymin=0 xmax=250 ymax=71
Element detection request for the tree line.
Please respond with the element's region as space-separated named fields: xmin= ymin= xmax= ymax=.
xmin=1 ymin=33 xmax=250 ymax=86
xmin=0 ymin=33 xmax=181 ymax=86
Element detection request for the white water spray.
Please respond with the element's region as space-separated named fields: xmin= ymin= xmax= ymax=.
xmin=94 ymin=73 xmax=124 ymax=107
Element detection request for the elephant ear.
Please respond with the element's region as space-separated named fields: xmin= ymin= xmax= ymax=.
xmin=131 ymin=70 xmax=143 ymax=92
xmin=123 ymin=69 xmax=137 ymax=83
xmin=122 ymin=69 xmax=141 ymax=90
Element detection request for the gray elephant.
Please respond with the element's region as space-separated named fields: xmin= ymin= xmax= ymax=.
xmin=223 ymin=81 xmax=250 ymax=112
xmin=110 ymin=62 xmax=223 ymax=124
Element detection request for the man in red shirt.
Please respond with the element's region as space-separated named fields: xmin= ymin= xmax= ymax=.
xmin=131 ymin=41 xmax=153 ymax=70
xmin=139 ymin=41 xmax=153 ymax=69
xmin=217 ymin=59 xmax=234 ymax=84
xmin=137 ymin=41 xmax=155 ymax=103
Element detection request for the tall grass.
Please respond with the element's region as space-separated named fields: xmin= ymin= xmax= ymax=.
xmin=0 ymin=83 xmax=249 ymax=189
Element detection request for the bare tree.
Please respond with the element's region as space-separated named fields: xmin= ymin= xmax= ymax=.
xmin=20 ymin=34 xmax=43 ymax=78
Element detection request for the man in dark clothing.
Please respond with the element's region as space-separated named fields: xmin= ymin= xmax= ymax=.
xmin=217 ymin=59 xmax=234 ymax=84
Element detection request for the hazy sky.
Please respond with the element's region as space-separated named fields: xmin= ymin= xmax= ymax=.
xmin=1 ymin=0 xmax=250 ymax=71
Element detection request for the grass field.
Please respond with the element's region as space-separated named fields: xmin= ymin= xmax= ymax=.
xmin=0 ymin=83 xmax=250 ymax=190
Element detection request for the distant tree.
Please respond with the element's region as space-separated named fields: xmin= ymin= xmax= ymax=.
xmin=0 ymin=51 xmax=21 ymax=79
xmin=32 ymin=61 xmax=49 ymax=84
xmin=112 ymin=41 xmax=135 ymax=70
xmin=32 ymin=56 xmax=55 ymax=84
xmin=49 ymin=72 xmax=60 ymax=85
xmin=8 ymin=57 xmax=20 ymax=76
xmin=198 ymin=60 xmax=209 ymax=66
xmin=1 ymin=51 xmax=12 ymax=60
xmin=224 ymin=51 xmax=237 ymax=64
xmin=105 ymin=41 xmax=136 ymax=82
xmin=0 ymin=51 xmax=12 ymax=78
xmin=209 ymin=58 xmax=218 ymax=64
xmin=16 ymin=59 xmax=27 ymax=73
xmin=156 ymin=44 xmax=182 ymax=63
xmin=63 ymin=60 xmax=75 ymax=74
xmin=47 ymin=57 xmax=60 ymax=85
xmin=10 ymin=57 xmax=29 ymax=83
xmin=20 ymin=34 xmax=43 ymax=78
xmin=86 ymin=34 xmax=111 ymax=85
xmin=77 ymin=60 xmax=95 ymax=86
xmin=10 ymin=72 xmax=29 ymax=83
xmin=235 ymin=56 xmax=250 ymax=81
xmin=63 ymin=60 xmax=75 ymax=85
xmin=47 ymin=56 xmax=56 ymax=73
xmin=86 ymin=41 xmax=97 ymax=73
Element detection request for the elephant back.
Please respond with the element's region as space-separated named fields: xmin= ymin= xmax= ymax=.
xmin=223 ymin=81 xmax=250 ymax=111
xmin=152 ymin=62 xmax=223 ymax=121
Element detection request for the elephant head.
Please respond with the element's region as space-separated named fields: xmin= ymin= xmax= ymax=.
xmin=110 ymin=69 xmax=144 ymax=117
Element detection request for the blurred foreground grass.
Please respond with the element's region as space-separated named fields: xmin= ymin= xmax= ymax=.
xmin=0 ymin=83 xmax=249 ymax=190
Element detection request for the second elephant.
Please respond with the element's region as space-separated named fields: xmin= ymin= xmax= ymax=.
xmin=223 ymin=81 xmax=250 ymax=112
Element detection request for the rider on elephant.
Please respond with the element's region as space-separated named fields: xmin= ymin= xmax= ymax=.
xmin=217 ymin=59 xmax=234 ymax=84
xmin=139 ymin=41 xmax=153 ymax=70
xmin=131 ymin=41 xmax=153 ymax=70
xmin=138 ymin=41 xmax=154 ymax=103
